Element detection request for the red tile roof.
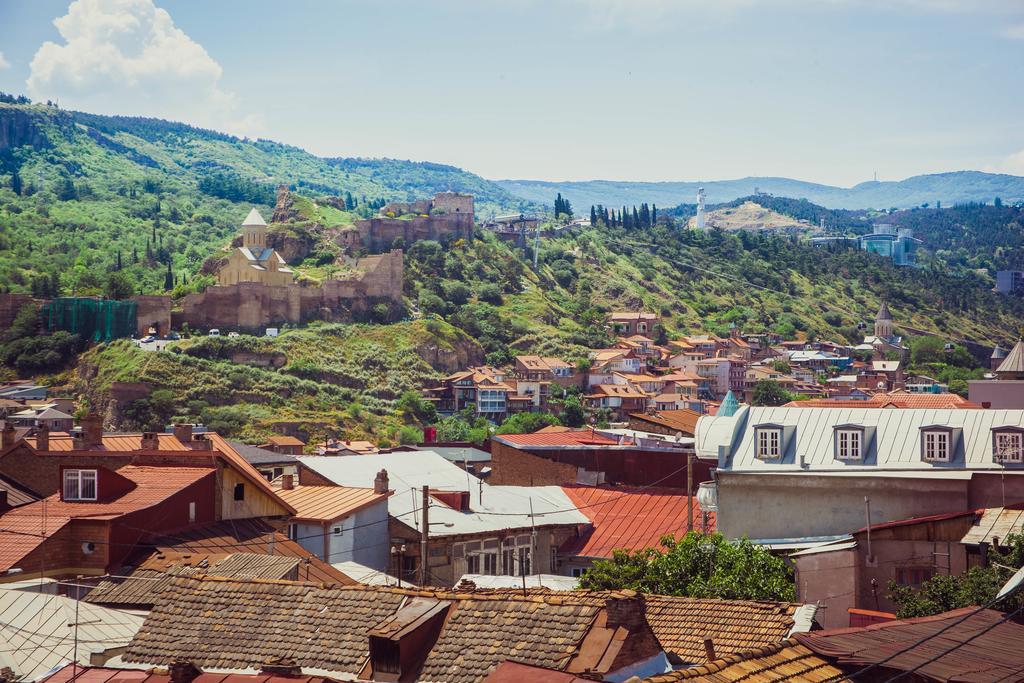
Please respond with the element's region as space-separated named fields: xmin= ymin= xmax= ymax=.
xmin=560 ymin=485 xmax=714 ymax=558
xmin=784 ymin=392 xmax=983 ymax=409
xmin=627 ymin=409 xmax=701 ymax=436
xmin=0 ymin=465 xmax=214 ymax=571
xmin=494 ymin=431 xmax=618 ymax=447
xmin=483 ymin=662 xmax=591 ymax=682
xmin=794 ymin=607 xmax=1024 ymax=682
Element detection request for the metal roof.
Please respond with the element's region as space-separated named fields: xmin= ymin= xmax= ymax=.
xmin=0 ymin=588 xmax=144 ymax=680
xmin=273 ymin=484 xmax=386 ymax=523
xmin=960 ymin=505 xmax=1024 ymax=546
xmin=493 ymin=431 xmax=618 ymax=447
xmin=227 ymin=440 xmax=298 ymax=466
xmin=298 ymin=452 xmax=588 ymax=536
xmin=996 ymin=339 xmax=1024 ymax=374
xmin=697 ymin=405 xmax=1024 ymax=473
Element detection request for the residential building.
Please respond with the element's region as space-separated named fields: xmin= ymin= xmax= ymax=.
xmin=589 ymin=348 xmax=642 ymax=378
xmin=274 ymin=473 xmax=390 ymax=569
xmin=696 ymin=406 xmax=1024 ymax=542
xmin=490 ymin=430 xmax=708 ymax=490
xmin=0 ymin=382 xmax=48 ymax=401
xmin=259 ymin=434 xmax=306 ymax=455
xmin=783 ymin=391 xmax=982 ymax=409
xmin=5 ymin=405 xmax=74 ymax=431
xmin=297 ymin=451 xmax=587 ymax=585
xmin=514 ymin=355 xmax=578 ymax=386
xmin=228 ymin=440 xmax=299 ymax=482
xmin=423 ymin=366 xmax=512 ymax=420
xmin=627 ymin=409 xmax=701 ymax=437
xmin=584 ymin=384 xmax=649 ymax=418
xmin=609 ymin=311 xmax=659 ymax=337
xmin=559 ymin=485 xmax=714 ymax=577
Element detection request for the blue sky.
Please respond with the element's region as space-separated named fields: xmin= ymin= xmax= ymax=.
xmin=0 ymin=0 xmax=1022 ymax=185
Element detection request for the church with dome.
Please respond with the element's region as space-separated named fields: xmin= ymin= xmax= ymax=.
xmin=216 ymin=208 xmax=295 ymax=287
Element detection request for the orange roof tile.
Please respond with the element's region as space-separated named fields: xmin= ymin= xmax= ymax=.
xmin=274 ymin=485 xmax=387 ymax=523
xmin=266 ymin=435 xmax=305 ymax=446
xmin=561 ymin=485 xmax=713 ymax=559
xmin=627 ymin=409 xmax=701 ymax=436
xmin=784 ymin=393 xmax=982 ymax=409
xmin=643 ymin=640 xmax=841 ymax=681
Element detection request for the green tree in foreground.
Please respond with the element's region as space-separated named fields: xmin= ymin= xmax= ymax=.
xmin=496 ymin=411 xmax=560 ymax=435
xmin=889 ymin=531 xmax=1024 ymax=618
xmin=579 ymin=532 xmax=796 ymax=602
xmin=751 ymin=379 xmax=793 ymax=407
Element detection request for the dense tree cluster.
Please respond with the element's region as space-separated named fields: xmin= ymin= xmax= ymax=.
xmin=198 ymin=172 xmax=276 ymax=205
xmin=554 ymin=193 xmax=573 ymax=219
xmin=589 ymin=203 xmax=657 ymax=229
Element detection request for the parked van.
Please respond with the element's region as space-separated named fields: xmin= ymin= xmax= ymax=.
xmin=209 ymin=329 xmax=220 ymax=337
xmin=265 ymin=328 xmax=279 ymax=337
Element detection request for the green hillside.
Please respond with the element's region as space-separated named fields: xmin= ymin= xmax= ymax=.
xmin=0 ymin=100 xmax=533 ymax=296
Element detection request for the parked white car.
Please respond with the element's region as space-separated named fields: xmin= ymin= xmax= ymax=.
xmin=265 ymin=328 xmax=279 ymax=337
xmin=209 ymin=329 xmax=220 ymax=337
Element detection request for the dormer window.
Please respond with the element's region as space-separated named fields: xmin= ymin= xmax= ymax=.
xmin=923 ymin=431 xmax=950 ymax=462
xmin=994 ymin=429 xmax=1024 ymax=464
xmin=63 ymin=469 xmax=97 ymax=501
xmin=756 ymin=428 xmax=781 ymax=459
xmin=836 ymin=430 xmax=862 ymax=460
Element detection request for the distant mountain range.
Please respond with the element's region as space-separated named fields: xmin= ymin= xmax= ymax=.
xmin=495 ymin=172 xmax=1024 ymax=211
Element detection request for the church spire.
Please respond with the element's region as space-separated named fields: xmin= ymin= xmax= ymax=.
xmin=874 ymin=300 xmax=893 ymax=340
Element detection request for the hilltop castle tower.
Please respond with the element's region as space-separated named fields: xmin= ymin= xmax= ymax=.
xmin=874 ymin=300 xmax=893 ymax=340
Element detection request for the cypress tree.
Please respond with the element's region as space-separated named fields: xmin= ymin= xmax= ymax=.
xmin=633 ymin=206 xmax=640 ymax=229
xmin=590 ymin=205 xmax=597 ymax=226
xmin=652 ymin=204 xmax=657 ymax=225
xmin=10 ymin=169 xmax=22 ymax=195
xmin=116 ymin=250 xmax=123 ymax=271
xmin=164 ymin=261 xmax=173 ymax=291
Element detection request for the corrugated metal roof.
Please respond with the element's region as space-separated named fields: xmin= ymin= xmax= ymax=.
xmin=698 ymin=406 xmax=1024 ymax=472
xmin=794 ymin=607 xmax=1024 ymax=682
xmin=560 ymin=485 xmax=714 ymax=558
xmin=961 ymin=505 xmax=1024 ymax=545
xmin=0 ymin=588 xmax=144 ymax=680
xmin=494 ymin=431 xmax=618 ymax=447
xmin=785 ymin=393 xmax=982 ymax=409
xmin=208 ymin=553 xmax=301 ymax=580
xmin=273 ymin=485 xmax=386 ymax=523
xmin=0 ymin=472 xmax=40 ymax=507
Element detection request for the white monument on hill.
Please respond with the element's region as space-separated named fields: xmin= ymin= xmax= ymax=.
xmin=695 ymin=187 xmax=707 ymax=229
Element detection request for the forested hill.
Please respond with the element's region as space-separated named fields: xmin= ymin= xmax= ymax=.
xmin=496 ymin=171 xmax=1024 ymax=211
xmin=0 ymin=100 xmax=533 ymax=295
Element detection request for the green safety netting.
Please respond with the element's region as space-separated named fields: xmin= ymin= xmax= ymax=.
xmin=42 ymin=297 xmax=138 ymax=342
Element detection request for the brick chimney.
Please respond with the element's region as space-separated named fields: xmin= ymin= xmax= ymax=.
xmin=1 ymin=423 xmax=15 ymax=448
xmin=141 ymin=431 xmax=159 ymax=450
xmin=281 ymin=474 xmax=294 ymax=490
xmin=35 ymin=424 xmax=49 ymax=451
xmin=190 ymin=434 xmax=212 ymax=451
xmin=260 ymin=657 xmax=302 ymax=677
xmin=604 ymin=595 xmax=646 ymax=630
xmin=173 ymin=423 xmax=194 ymax=444
xmin=81 ymin=412 xmax=103 ymax=449
xmin=374 ymin=468 xmax=389 ymax=494
xmin=168 ymin=661 xmax=202 ymax=683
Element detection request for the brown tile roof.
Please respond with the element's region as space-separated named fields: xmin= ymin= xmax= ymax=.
xmin=41 ymin=664 xmax=349 ymax=683
xmin=273 ymin=484 xmax=386 ymax=523
xmin=561 ymin=485 xmax=713 ymax=558
xmin=122 ymin=577 xmax=636 ymax=680
xmin=628 ymin=409 xmax=701 ymax=436
xmin=265 ymin=435 xmax=305 ymax=446
xmin=783 ymin=393 xmax=982 ymax=409
xmin=794 ymin=607 xmax=1024 ymax=682
xmin=493 ymin=431 xmax=618 ymax=447
xmin=643 ymin=596 xmax=802 ymax=664
xmin=587 ymin=385 xmax=649 ymax=399
xmin=642 ymin=640 xmax=843 ymax=682
xmin=83 ymin=519 xmax=354 ymax=606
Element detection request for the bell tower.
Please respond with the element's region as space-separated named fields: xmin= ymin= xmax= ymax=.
xmin=241 ymin=208 xmax=267 ymax=249
xmin=874 ymin=300 xmax=893 ymax=340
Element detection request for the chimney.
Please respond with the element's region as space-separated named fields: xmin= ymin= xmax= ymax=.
xmin=703 ymin=638 xmax=717 ymax=662
xmin=168 ymin=662 xmax=202 ymax=683
xmin=374 ymin=469 xmax=389 ymax=494
xmin=35 ymin=424 xmax=49 ymax=451
xmin=81 ymin=412 xmax=103 ymax=448
xmin=260 ymin=657 xmax=302 ymax=677
xmin=1 ymin=423 xmax=16 ymax=448
xmin=281 ymin=474 xmax=294 ymax=490
xmin=605 ymin=595 xmax=646 ymax=630
xmin=191 ymin=434 xmax=212 ymax=451
xmin=141 ymin=431 xmax=159 ymax=450
xmin=173 ymin=423 xmax=193 ymax=443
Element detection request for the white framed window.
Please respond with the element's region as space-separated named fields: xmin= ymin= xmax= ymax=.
xmin=923 ymin=431 xmax=950 ymax=462
xmin=63 ymin=469 xmax=97 ymax=501
xmin=454 ymin=538 xmax=500 ymax=576
xmin=501 ymin=535 xmax=533 ymax=576
xmin=836 ymin=430 xmax=862 ymax=460
xmin=995 ymin=432 xmax=1024 ymax=463
xmin=756 ymin=429 xmax=781 ymax=459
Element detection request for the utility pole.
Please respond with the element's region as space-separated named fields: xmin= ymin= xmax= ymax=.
xmin=420 ymin=485 xmax=429 ymax=586
xmin=687 ymin=450 xmax=694 ymax=533
xmin=533 ymin=226 xmax=540 ymax=270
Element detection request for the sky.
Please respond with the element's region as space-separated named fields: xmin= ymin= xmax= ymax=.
xmin=0 ymin=0 xmax=1022 ymax=186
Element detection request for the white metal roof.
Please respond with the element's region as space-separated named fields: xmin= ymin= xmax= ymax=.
xmin=457 ymin=574 xmax=580 ymax=591
xmin=242 ymin=207 xmax=267 ymax=227
xmin=298 ymin=452 xmax=588 ymax=536
xmin=696 ymin=405 xmax=1024 ymax=473
xmin=0 ymin=588 xmax=145 ymax=680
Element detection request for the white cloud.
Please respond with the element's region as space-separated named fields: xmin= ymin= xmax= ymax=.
xmin=985 ymin=149 xmax=1024 ymax=176
xmin=27 ymin=0 xmax=260 ymax=136
xmin=0 ymin=52 xmax=10 ymax=70
xmin=1000 ymin=23 xmax=1024 ymax=39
